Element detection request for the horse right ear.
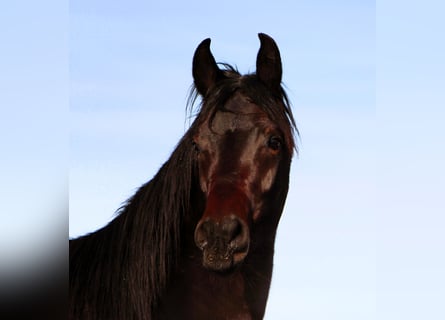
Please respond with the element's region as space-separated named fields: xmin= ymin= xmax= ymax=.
xmin=256 ymin=33 xmax=282 ymax=93
xmin=192 ymin=38 xmax=223 ymax=96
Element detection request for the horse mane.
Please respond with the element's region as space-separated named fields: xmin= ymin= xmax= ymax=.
xmin=69 ymin=133 xmax=196 ymax=318
xmin=69 ymin=62 xmax=297 ymax=319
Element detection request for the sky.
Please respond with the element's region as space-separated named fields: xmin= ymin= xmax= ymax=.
xmin=69 ymin=1 xmax=375 ymax=319
xmin=1 ymin=0 xmax=444 ymax=319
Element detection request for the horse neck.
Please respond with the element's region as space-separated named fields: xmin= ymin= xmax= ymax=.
xmin=69 ymin=174 xmax=188 ymax=320
xmin=156 ymin=216 xmax=277 ymax=320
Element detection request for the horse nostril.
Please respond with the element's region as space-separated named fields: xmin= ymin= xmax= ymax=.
xmin=222 ymin=215 xmax=249 ymax=252
xmin=194 ymin=218 xmax=213 ymax=250
xmin=221 ymin=216 xmax=240 ymax=238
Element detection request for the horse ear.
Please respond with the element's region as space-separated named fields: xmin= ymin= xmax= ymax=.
xmin=256 ymin=33 xmax=282 ymax=92
xmin=192 ymin=38 xmax=223 ymax=96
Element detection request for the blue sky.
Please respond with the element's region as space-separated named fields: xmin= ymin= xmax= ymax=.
xmin=0 ymin=0 xmax=67 ymax=294
xmin=1 ymin=0 xmax=444 ymax=319
xmin=69 ymin=1 xmax=376 ymax=319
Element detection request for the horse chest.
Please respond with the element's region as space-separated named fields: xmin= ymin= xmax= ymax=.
xmin=158 ymin=261 xmax=259 ymax=320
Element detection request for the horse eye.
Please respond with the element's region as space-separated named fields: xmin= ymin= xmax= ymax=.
xmin=267 ymin=136 xmax=282 ymax=151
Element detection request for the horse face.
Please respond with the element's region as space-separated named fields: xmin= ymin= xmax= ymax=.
xmin=193 ymin=92 xmax=286 ymax=272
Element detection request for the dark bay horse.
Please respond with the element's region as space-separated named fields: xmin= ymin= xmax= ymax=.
xmin=70 ymin=33 xmax=297 ymax=320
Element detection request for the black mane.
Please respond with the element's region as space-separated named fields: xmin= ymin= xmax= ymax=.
xmin=69 ymin=131 xmax=196 ymax=318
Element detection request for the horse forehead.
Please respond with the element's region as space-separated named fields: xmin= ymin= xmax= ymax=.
xmin=210 ymin=94 xmax=268 ymax=133
xmin=223 ymin=92 xmax=262 ymax=114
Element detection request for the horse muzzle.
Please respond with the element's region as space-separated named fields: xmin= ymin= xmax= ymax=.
xmin=194 ymin=214 xmax=250 ymax=272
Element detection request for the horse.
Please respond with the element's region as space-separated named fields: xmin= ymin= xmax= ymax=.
xmin=69 ymin=33 xmax=297 ymax=320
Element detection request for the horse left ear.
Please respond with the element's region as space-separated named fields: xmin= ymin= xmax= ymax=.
xmin=192 ymin=38 xmax=224 ymax=96
xmin=256 ymin=33 xmax=282 ymax=92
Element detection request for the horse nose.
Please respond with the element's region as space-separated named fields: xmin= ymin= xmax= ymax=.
xmin=194 ymin=215 xmax=250 ymax=271
xmin=194 ymin=215 xmax=249 ymax=251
